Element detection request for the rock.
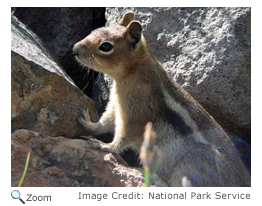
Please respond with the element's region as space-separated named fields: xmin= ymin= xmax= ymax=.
xmin=12 ymin=7 xmax=106 ymax=97
xmin=11 ymin=15 xmax=74 ymax=85
xmin=105 ymin=7 xmax=251 ymax=143
xmin=11 ymin=129 xmax=145 ymax=187
xmin=11 ymin=15 xmax=99 ymax=138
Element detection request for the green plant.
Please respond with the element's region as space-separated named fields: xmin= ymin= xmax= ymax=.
xmin=18 ymin=151 xmax=30 ymax=187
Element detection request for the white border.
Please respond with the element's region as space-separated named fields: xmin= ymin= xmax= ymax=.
xmin=4 ymin=1 xmax=261 ymax=205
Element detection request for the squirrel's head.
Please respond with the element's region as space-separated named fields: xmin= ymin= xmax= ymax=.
xmin=73 ymin=12 xmax=146 ymax=79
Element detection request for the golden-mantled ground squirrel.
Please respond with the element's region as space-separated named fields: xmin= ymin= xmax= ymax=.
xmin=73 ymin=12 xmax=250 ymax=186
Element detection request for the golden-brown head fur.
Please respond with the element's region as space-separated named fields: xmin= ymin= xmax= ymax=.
xmin=73 ymin=12 xmax=148 ymax=80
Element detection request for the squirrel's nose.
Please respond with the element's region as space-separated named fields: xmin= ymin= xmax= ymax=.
xmin=72 ymin=43 xmax=79 ymax=56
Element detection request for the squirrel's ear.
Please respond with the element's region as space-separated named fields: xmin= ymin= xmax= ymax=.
xmin=125 ymin=21 xmax=143 ymax=50
xmin=119 ymin=12 xmax=135 ymax=26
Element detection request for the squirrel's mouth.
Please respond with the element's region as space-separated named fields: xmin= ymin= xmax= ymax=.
xmin=73 ymin=45 xmax=95 ymax=70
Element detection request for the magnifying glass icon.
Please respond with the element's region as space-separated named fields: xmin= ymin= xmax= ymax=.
xmin=11 ymin=190 xmax=25 ymax=204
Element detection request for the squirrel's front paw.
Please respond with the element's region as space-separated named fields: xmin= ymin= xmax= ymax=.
xmin=77 ymin=107 xmax=93 ymax=130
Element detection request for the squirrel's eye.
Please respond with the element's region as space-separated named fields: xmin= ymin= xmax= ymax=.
xmin=99 ymin=42 xmax=113 ymax=52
